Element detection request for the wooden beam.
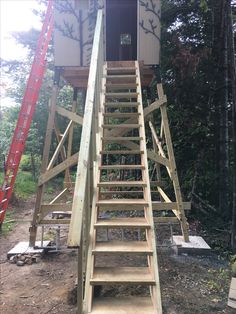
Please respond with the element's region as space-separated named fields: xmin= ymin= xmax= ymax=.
xmin=68 ymin=10 xmax=103 ymax=248
xmin=153 ymin=217 xmax=179 ymax=224
xmin=152 ymin=201 xmax=191 ymax=211
xmin=49 ymin=188 xmax=68 ymax=204
xmin=56 ymin=105 xmax=83 ymax=125
xmin=40 ymin=219 xmax=70 ymax=225
xmin=38 ymin=152 xmax=79 ymax=185
xmin=47 ymin=121 xmax=73 ymax=171
xmin=37 ymin=203 xmax=72 ymax=222
xmin=149 ymin=121 xmax=166 ymax=159
xmin=143 ymin=96 xmax=167 ymax=119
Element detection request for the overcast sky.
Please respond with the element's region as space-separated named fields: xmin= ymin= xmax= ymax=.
xmin=0 ymin=0 xmax=43 ymax=107
xmin=0 ymin=0 xmax=42 ymax=61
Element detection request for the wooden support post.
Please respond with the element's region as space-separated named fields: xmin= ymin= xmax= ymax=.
xmin=54 ymin=121 xmax=72 ymax=187
xmin=77 ymin=243 xmax=83 ymax=314
xmin=29 ymin=83 xmax=59 ymax=247
xmin=159 ymin=95 xmax=189 ymax=242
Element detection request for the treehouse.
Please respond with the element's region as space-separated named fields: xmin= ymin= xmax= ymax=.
xmin=25 ymin=1 xmax=195 ymax=313
xmin=54 ymin=0 xmax=161 ymax=88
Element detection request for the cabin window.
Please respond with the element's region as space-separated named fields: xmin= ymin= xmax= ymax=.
xmin=120 ymin=34 xmax=132 ymax=46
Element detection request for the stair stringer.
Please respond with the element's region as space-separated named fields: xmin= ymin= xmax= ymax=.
xmin=83 ymin=63 xmax=107 ymax=313
xmin=135 ymin=61 xmax=162 ymax=314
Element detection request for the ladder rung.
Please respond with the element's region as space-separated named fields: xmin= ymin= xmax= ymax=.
xmin=1 ymin=199 xmax=7 ymax=204
xmin=102 ymin=136 xmax=143 ymax=142
xmin=94 ymin=218 xmax=150 ymax=229
xmin=92 ymin=241 xmax=153 ymax=255
xmin=91 ymin=267 xmax=154 ymax=285
xmin=102 ymin=124 xmax=141 ymax=129
xmin=100 ymin=150 xmax=144 ymax=155
xmin=5 ymin=187 xmax=11 ymax=191
xmin=99 ymin=165 xmax=144 ymax=170
xmin=105 ymin=102 xmax=139 ymax=108
xmin=98 ymin=181 xmax=146 ymax=187
xmin=103 ymin=113 xmax=140 ymax=118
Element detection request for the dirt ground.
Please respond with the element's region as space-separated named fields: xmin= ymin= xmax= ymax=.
xmin=0 ymin=199 xmax=235 ymax=314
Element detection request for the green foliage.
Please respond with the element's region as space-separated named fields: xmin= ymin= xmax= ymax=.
xmin=14 ymin=171 xmax=36 ymax=199
xmin=1 ymin=210 xmax=15 ymax=237
xmin=19 ymin=155 xmax=32 ymax=171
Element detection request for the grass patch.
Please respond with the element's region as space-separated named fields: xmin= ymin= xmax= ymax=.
xmin=1 ymin=210 xmax=15 ymax=236
xmin=14 ymin=171 xmax=37 ymax=199
xmin=0 ymin=170 xmax=36 ymax=200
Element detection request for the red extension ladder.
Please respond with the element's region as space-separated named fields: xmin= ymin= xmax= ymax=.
xmin=0 ymin=0 xmax=53 ymax=226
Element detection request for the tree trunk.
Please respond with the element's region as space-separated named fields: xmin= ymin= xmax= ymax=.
xmin=229 ymin=3 xmax=236 ymax=251
xmin=212 ymin=0 xmax=230 ymax=214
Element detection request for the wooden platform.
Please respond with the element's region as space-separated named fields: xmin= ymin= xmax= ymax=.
xmin=61 ymin=61 xmax=155 ymax=88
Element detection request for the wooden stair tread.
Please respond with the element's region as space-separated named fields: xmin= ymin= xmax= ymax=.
xmin=103 ymin=112 xmax=140 ymax=117
xmin=105 ymin=84 xmax=137 ymax=89
xmin=100 ymin=150 xmax=144 ymax=154
xmin=97 ymin=198 xmax=148 ymax=206
xmin=91 ymin=297 xmax=154 ymax=314
xmin=99 ymin=165 xmax=144 ymax=170
xmin=102 ymin=136 xmax=143 ymax=141
xmin=105 ymin=102 xmax=139 ymax=108
xmin=102 ymin=124 xmax=141 ymax=129
xmin=105 ymin=92 xmax=138 ymax=98
xmin=106 ymin=67 xmax=136 ymax=71
xmin=92 ymin=241 xmax=153 ymax=254
xmin=94 ymin=217 xmax=150 ymax=228
xmin=98 ymin=181 xmax=146 ymax=187
xmin=91 ymin=267 xmax=154 ymax=284
xmin=105 ymin=75 xmax=137 ymax=79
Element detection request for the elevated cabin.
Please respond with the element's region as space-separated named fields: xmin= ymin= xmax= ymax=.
xmin=54 ymin=0 xmax=161 ymax=88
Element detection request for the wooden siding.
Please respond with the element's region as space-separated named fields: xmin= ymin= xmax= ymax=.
xmin=138 ymin=0 xmax=161 ymax=65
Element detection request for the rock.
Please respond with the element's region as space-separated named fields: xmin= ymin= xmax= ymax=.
xmin=19 ymin=255 xmax=26 ymax=262
xmin=25 ymin=258 xmax=33 ymax=265
xmin=17 ymin=260 xmax=25 ymax=266
xmin=9 ymin=255 xmax=17 ymax=264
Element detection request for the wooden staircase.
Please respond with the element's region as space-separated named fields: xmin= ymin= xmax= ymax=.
xmin=84 ymin=61 xmax=162 ymax=313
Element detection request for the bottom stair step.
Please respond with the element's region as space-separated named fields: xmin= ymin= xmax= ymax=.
xmin=91 ymin=267 xmax=155 ymax=285
xmin=91 ymin=297 xmax=155 ymax=314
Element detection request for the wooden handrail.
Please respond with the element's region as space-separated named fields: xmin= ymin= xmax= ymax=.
xmin=67 ymin=10 xmax=104 ymax=248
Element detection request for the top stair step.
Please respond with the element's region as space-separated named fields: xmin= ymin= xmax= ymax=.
xmin=91 ymin=297 xmax=155 ymax=314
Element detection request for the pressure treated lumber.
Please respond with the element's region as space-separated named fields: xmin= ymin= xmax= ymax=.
xmin=105 ymin=102 xmax=139 ymax=108
xmin=97 ymin=181 xmax=146 ymax=187
xmin=102 ymin=136 xmax=142 ymax=141
xmin=91 ymin=297 xmax=155 ymax=314
xmin=92 ymin=241 xmax=153 ymax=254
xmin=91 ymin=267 xmax=155 ymax=284
xmin=94 ymin=217 xmax=150 ymax=228
xmin=99 ymin=164 xmax=144 ymax=170
xmin=100 ymin=150 xmax=144 ymax=154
